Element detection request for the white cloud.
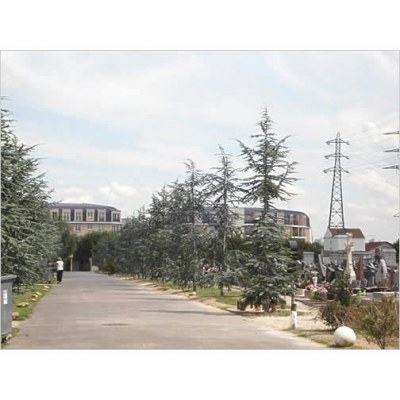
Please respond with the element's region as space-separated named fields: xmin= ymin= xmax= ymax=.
xmin=3 ymin=52 xmax=207 ymax=130
xmin=99 ymin=182 xmax=137 ymax=198
xmin=54 ymin=186 xmax=94 ymax=204
xmin=348 ymin=170 xmax=398 ymax=202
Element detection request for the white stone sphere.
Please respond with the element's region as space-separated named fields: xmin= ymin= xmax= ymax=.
xmin=333 ymin=326 xmax=356 ymax=347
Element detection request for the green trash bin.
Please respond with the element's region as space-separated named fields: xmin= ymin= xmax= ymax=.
xmin=1 ymin=275 xmax=17 ymax=341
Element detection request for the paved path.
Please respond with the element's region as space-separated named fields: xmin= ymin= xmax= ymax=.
xmin=5 ymin=272 xmax=325 ymax=350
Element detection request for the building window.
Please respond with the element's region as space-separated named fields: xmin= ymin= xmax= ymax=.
xmin=98 ymin=210 xmax=106 ymax=222
xmin=98 ymin=225 xmax=105 ymax=232
xmin=86 ymin=210 xmax=94 ymax=221
xmin=62 ymin=210 xmax=70 ymax=221
xmin=75 ymin=210 xmax=82 ymax=222
xmin=74 ymin=224 xmax=81 ymax=232
xmin=112 ymin=212 xmax=120 ymax=222
xmin=87 ymin=224 xmax=93 ymax=232
xmin=112 ymin=225 xmax=120 ymax=232
xmin=51 ymin=211 xmax=59 ymax=220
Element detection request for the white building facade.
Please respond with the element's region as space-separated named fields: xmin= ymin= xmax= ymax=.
xmin=323 ymin=228 xmax=365 ymax=252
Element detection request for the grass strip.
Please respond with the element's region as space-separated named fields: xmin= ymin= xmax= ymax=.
xmin=1 ymin=282 xmax=53 ymax=348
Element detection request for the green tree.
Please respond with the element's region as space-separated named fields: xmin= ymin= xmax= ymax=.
xmin=204 ymin=145 xmax=243 ymax=295
xmin=57 ymin=220 xmax=78 ymax=261
xmin=1 ymin=106 xmax=61 ymax=284
xmin=92 ymin=232 xmax=119 ymax=274
xmin=74 ymin=232 xmax=109 ymax=270
xmin=116 ymin=210 xmax=151 ymax=277
xmin=291 ymin=239 xmax=322 ymax=262
xmin=174 ymin=160 xmax=208 ymax=291
xmin=145 ymin=188 xmax=174 ymax=280
xmin=240 ymin=215 xmax=297 ymax=310
xmin=237 ymin=108 xmax=298 ymax=311
xmin=238 ymin=108 xmax=297 ymax=215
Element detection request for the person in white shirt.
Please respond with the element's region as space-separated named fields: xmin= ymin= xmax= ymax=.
xmin=56 ymin=257 xmax=64 ymax=284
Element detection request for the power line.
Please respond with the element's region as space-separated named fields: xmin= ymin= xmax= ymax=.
xmin=346 ymin=137 xmax=396 ymax=155
xmin=382 ymin=130 xmax=400 ymax=217
xmin=336 ymin=116 xmax=399 ymax=142
xmin=344 ymin=131 xmax=399 ymax=170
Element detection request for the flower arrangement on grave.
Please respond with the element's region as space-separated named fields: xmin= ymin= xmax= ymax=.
xmin=305 ymin=283 xmax=314 ymax=291
xmin=310 ymin=283 xmax=329 ymax=301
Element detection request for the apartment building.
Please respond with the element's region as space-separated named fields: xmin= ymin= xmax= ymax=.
xmin=49 ymin=202 xmax=122 ymax=236
xmin=203 ymin=206 xmax=311 ymax=242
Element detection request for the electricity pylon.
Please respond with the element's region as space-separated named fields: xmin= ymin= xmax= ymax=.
xmin=324 ymin=132 xmax=349 ymax=228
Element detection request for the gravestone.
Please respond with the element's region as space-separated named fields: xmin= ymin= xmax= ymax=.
xmin=303 ymin=251 xmax=314 ymax=265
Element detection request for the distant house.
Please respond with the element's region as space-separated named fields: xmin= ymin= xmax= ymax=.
xmin=323 ymin=228 xmax=365 ymax=252
xmin=49 ymin=202 xmax=122 ymax=236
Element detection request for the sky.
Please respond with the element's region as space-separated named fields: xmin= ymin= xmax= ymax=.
xmin=1 ymin=50 xmax=399 ymax=242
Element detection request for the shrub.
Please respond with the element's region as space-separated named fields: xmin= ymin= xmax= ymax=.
xmin=104 ymin=259 xmax=117 ymax=275
xmin=319 ymin=300 xmax=358 ymax=330
xmin=328 ymin=272 xmax=355 ymax=306
xmin=352 ymin=296 xmax=399 ymax=349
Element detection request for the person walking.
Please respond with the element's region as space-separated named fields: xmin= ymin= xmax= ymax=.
xmin=56 ymin=257 xmax=64 ymax=284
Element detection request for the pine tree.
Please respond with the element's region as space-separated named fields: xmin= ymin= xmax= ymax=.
xmin=204 ymin=145 xmax=243 ymax=295
xmin=177 ymin=160 xmax=207 ymax=291
xmin=237 ymin=108 xmax=298 ymax=311
xmin=116 ymin=210 xmax=151 ymax=277
xmin=1 ymin=106 xmax=61 ymax=283
xmin=238 ymin=108 xmax=297 ymax=216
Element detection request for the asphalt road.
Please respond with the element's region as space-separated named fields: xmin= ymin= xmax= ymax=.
xmin=5 ymin=271 xmax=325 ymax=350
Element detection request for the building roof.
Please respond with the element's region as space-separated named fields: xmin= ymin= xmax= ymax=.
xmin=365 ymin=241 xmax=394 ymax=252
xmin=50 ymin=202 xmax=120 ymax=212
xmin=327 ymin=228 xmax=365 ymax=239
xmin=235 ymin=206 xmax=309 ymax=217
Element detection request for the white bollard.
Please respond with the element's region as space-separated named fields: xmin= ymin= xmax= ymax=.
xmin=289 ymin=302 xmax=298 ymax=329
xmin=290 ymin=311 xmax=298 ymax=328
xmin=333 ymin=326 xmax=356 ymax=347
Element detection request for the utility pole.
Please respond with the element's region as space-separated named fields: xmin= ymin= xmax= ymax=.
xmin=324 ymin=132 xmax=349 ymax=228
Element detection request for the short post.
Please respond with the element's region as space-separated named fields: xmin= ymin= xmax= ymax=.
xmin=290 ymin=294 xmax=298 ymax=329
